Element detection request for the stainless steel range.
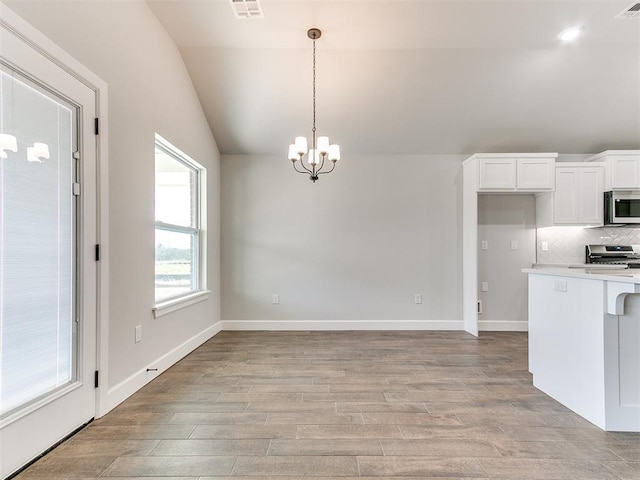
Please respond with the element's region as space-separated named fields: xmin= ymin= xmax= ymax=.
xmin=585 ymin=244 xmax=640 ymax=268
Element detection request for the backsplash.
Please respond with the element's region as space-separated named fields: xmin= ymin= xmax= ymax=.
xmin=536 ymin=226 xmax=640 ymax=264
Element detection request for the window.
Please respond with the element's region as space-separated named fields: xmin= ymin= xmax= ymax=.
xmin=1 ymin=68 xmax=77 ymax=418
xmin=154 ymin=134 xmax=207 ymax=314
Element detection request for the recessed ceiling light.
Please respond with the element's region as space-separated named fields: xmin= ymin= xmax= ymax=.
xmin=558 ymin=27 xmax=583 ymax=43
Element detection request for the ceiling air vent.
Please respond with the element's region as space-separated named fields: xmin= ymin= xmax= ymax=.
xmin=229 ymin=0 xmax=264 ymax=19
xmin=616 ymin=2 xmax=640 ymax=19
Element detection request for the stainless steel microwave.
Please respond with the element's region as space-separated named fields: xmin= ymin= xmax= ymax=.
xmin=605 ymin=191 xmax=640 ymax=224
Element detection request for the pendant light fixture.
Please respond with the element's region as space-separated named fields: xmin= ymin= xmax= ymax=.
xmin=288 ymin=28 xmax=340 ymax=183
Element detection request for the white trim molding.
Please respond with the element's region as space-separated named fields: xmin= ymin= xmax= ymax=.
xmin=478 ymin=320 xmax=528 ymax=332
xmin=153 ymin=290 xmax=210 ymax=319
xmin=100 ymin=322 xmax=222 ymax=415
xmin=221 ymin=320 xmax=465 ymax=331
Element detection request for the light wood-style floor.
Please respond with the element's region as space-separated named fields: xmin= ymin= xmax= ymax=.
xmin=13 ymin=331 xmax=640 ymax=479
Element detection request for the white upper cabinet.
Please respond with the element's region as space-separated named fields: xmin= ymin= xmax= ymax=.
xmin=472 ymin=153 xmax=557 ymax=192
xmin=516 ymin=158 xmax=556 ymax=190
xmin=536 ymin=163 xmax=604 ymax=227
xmin=478 ymin=158 xmax=516 ymax=189
xmin=586 ymin=150 xmax=640 ymax=191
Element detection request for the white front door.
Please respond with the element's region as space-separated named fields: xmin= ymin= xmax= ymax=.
xmin=0 ymin=19 xmax=98 ymax=479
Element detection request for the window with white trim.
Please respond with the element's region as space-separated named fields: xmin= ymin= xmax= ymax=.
xmin=154 ymin=134 xmax=206 ymax=305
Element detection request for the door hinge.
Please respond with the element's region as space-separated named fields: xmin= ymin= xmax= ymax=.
xmin=95 ymin=244 xmax=100 ymax=262
xmin=72 ymin=183 xmax=81 ymax=196
xmin=94 ymin=370 xmax=99 ymax=388
xmin=73 ymin=151 xmax=80 ymax=160
xmin=94 ymin=118 xmax=99 ymax=135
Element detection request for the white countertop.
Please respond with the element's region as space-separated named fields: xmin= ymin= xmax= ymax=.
xmin=523 ymin=266 xmax=640 ymax=284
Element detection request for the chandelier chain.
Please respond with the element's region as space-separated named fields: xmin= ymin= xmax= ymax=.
xmin=312 ymin=37 xmax=317 ymax=148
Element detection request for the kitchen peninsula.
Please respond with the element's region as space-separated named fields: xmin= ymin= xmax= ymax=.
xmin=524 ymin=267 xmax=640 ymax=432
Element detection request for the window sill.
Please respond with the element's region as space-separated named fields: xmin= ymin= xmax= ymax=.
xmin=153 ymin=290 xmax=210 ymax=318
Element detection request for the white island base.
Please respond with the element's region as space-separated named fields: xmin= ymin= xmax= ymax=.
xmin=525 ymin=269 xmax=640 ymax=432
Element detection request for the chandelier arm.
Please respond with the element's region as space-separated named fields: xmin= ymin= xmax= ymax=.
xmin=316 ymin=153 xmax=327 ymax=173
xmin=293 ymin=160 xmax=312 ymax=174
xmin=317 ymin=161 xmax=337 ymax=176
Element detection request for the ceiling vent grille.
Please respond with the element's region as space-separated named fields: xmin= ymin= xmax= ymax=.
xmin=616 ymin=2 xmax=640 ymax=19
xmin=229 ymin=0 xmax=264 ymax=19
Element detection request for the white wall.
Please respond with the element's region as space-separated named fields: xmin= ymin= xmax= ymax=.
xmin=477 ymin=195 xmax=536 ymax=325
xmin=5 ymin=0 xmax=221 ymax=409
xmin=221 ymin=154 xmax=463 ymax=327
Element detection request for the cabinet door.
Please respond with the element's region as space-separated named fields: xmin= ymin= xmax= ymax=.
xmin=554 ymin=168 xmax=579 ymax=223
xmin=578 ymin=167 xmax=603 ymax=225
xmin=611 ymin=156 xmax=640 ymax=190
xmin=478 ymin=158 xmax=516 ymax=190
xmin=517 ymin=158 xmax=555 ymax=190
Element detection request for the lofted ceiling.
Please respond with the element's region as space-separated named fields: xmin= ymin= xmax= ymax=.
xmin=143 ymin=2 xmax=639 ymax=154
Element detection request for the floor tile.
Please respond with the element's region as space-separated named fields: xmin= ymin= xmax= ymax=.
xmin=480 ymin=457 xmax=621 ymax=479
xmin=73 ymin=424 xmax=195 ymax=440
xmin=362 ymin=412 xmax=462 ymax=426
xmin=190 ymin=424 xmax=297 ymax=439
xmin=297 ymin=424 xmax=403 ymax=439
xmin=101 ymin=456 xmax=236 ymax=476
xmin=601 ymin=460 xmax=640 ymax=479
xmin=302 ymin=392 xmax=388 ymax=402
xmin=268 ymin=439 xmax=383 ymax=456
xmin=245 ymin=401 xmax=337 ymax=413
xmin=265 ymin=413 xmax=364 ymax=425
xmin=168 ymin=412 xmax=267 ymax=424
xmin=232 ymin=455 xmax=359 ymax=476
xmin=16 ymin=456 xmax=116 ymax=478
xmin=488 ymin=438 xmax=623 ymax=460
xmin=357 ymin=456 xmax=486 ymax=477
xmin=249 ymin=384 xmax=329 ymax=393
xmin=381 ymin=439 xmax=501 ymax=457
xmin=336 ymin=402 xmax=427 ymax=413
xmin=216 ymin=392 xmax=302 ymax=402
xmin=149 ymin=439 xmax=269 ymax=456
xmin=54 ymin=439 xmax=160 ymax=457
xmin=400 ymin=425 xmax=508 ymax=440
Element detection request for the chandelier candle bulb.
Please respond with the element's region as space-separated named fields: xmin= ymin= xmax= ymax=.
xmin=288 ymin=144 xmax=298 ymax=161
xmin=308 ymin=149 xmax=320 ymax=165
xmin=317 ymin=136 xmax=329 ymax=154
xmin=328 ymin=144 xmax=340 ymax=162
xmin=295 ymin=136 xmax=308 ymax=155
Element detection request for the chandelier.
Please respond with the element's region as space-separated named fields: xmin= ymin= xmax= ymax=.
xmin=288 ymin=28 xmax=340 ymax=183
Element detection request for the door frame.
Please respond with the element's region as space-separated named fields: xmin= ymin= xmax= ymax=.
xmin=0 ymin=4 xmax=110 ymax=420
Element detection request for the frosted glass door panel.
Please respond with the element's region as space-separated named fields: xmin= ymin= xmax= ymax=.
xmin=0 ymin=69 xmax=76 ymax=417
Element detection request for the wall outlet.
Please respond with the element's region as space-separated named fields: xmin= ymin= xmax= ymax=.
xmin=272 ymin=294 xmax=279 ymax=304
xmin=553 ymin=279 xmax=567 ymax=292
xmin=481 ymin=240 xmax=489 ymax=250
xmin=414 ymin=293 xmax=422 ymax=304
xmin=481 ymin=282 xmax=489 ymax=292
xmin=541 ymin=241 xmax=549 ymax=251
xmin=510 ymin=240 xmax=518 ymax=251
xmin=135 ymin=325 xmax=142 ymax=343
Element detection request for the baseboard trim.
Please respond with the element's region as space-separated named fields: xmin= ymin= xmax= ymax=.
xmin=221 ymin=320 xmax=465 ymax=331
xmin=99 ymin=321 xmax=222 ymax=416
xmin=479 ymin=320 xmax=528 ymax=332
